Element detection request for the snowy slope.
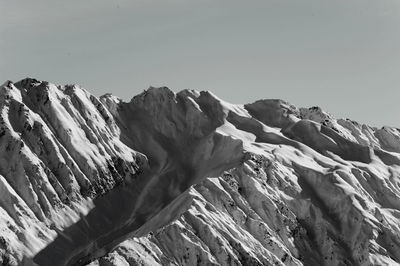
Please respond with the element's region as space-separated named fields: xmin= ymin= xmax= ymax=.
xmin=88 ymin=91 xmax=400 ymax=266
xmin=0 ymin=79 xmax=400 ymax=266
xmin=0 ymin=79 xmax=145 ymax=265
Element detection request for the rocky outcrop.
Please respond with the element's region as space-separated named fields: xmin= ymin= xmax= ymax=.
xmin=0 ymin=79 xmax=400 ymax=266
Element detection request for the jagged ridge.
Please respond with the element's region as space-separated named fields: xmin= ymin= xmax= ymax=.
xmin=0 ymin=78 xmax=399 ymax=266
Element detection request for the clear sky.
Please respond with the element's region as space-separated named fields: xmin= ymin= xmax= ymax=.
xmin=1 ymin=0 xmax=400 ymax=127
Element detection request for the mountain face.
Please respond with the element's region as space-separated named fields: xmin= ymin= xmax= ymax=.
xmin=0 ymin=79 xmax=400 ymax=266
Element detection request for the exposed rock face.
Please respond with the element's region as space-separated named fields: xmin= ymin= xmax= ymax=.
xmin=0 ymin=79 xmax=400 ymax=266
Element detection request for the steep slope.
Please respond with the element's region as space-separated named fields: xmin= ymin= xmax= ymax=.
xmin=0 ymin=79 xmax=145 ymax=265
xmin=88 ymin=99 xmax=400 ymax=266
xmin=0 ymin=79 xmax=400 ymax=266
xmin=33 ymin=88 xmax=247 ymax=266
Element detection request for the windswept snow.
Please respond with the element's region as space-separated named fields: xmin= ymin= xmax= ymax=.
xmin=0 ymin=79 xmax=399 ymax=266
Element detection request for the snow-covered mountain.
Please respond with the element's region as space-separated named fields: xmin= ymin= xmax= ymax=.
xmin=1 ymin=78 xmax=400 ymax=266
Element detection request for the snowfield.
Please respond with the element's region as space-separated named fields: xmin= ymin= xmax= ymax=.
xmin=0 ymin=79 xmax=399 ymax=266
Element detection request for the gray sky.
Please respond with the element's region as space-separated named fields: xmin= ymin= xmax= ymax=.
xmin=1 ymin=0 xmax=400 ymax=127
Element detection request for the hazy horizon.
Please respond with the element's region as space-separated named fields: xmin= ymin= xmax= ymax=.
xmin=1 ymin=0 xmax=399 ymax=127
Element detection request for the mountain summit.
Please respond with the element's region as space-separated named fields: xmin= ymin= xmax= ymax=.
xmin=0 ymin=79 xmax=400 ymax=266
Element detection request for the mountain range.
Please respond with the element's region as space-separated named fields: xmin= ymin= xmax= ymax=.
xmin=0 ymin=78 xmax=400 ymax=266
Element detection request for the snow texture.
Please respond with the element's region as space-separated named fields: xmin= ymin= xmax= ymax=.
xmin=0 ymin=79 xmax=399 ymax=266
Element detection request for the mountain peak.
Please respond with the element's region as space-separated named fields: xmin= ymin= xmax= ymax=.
xmin=0 ymin=79 xmax=399 ymax=266
xmin=0 ymin=80 xmax=14 ymax=89
xmin=131 ymin=86 xmax=176 ymax=102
